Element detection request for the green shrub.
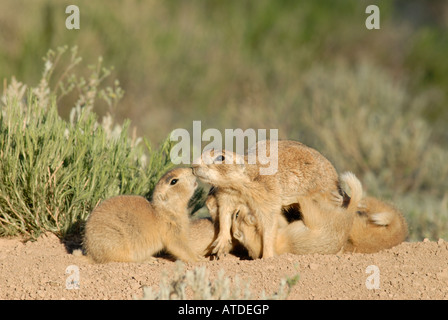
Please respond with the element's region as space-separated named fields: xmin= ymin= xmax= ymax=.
xmin=0 ymin=47 xmax=177 ymax=239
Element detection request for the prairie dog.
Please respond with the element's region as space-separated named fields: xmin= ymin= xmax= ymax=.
xmin=192 ymin=139 xmax=343 ymax=258
xmin=231 ymin=171 xmax=362 ymax=258
xmin=188 ymin=218 xmax=216 ymax=257
xmin=188 ymin=187 xmax=245 ymax=258
xmin=83 ymin=168 xmax=201 ymax=263
xmin=188 ymin=215 xmax=248 ymax=259
xmin=343 ymin=197 xmax=408 ymax=253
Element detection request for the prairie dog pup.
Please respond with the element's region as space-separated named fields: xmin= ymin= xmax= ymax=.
xmin=188 ymin=218 xmax=216 ymax=257
xmin=344 ymin=197 xmax=408 ymax=253
xmin=83 ymin=168 xmax=200 ymax=263
xmin=192 ymin=139 xmax=343 ymax=258
xmin=231 ymin=171 xmax=362 ymax=258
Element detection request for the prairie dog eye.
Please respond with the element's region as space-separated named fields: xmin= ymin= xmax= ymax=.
xmin=214 ymin=155 xmax=225 ymax=162
xmin=170 ymin=178 xmax=178 ymax=185
xmin=234 ymin=209 xmax=240 ymax=219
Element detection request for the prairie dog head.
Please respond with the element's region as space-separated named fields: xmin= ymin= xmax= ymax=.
xmin=152 ymin=167 xmax=198 ymax=207
xmin=191 ymin=149 xmax=248 ymax=187
xmin=230 ymin=205 xmax=262 ymax=259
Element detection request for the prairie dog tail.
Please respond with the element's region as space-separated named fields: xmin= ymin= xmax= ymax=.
xmin=340 ymin=171 xmax=363 ymax=210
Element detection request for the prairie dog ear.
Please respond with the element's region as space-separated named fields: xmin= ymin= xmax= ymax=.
xmin=245 ymin=214 xmax=256 ymax=226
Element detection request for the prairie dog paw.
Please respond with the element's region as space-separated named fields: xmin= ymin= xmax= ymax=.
xmin=211 ymin=236 xmax=232 ymax=258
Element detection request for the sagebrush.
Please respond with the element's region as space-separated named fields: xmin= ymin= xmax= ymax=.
xmin=139 ymin=261 xmax=299 ymax=300
xmin=0 ymin=47 xmax=184 ymax=239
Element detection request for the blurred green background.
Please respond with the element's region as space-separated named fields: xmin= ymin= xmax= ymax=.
xmin=1 ymin=0 xmax=447 ymax=240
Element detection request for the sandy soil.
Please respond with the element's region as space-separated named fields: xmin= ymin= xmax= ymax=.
xmin=0 ymin=233 xmax=447 ymax=300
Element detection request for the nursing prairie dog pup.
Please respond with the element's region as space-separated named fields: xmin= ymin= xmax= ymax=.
xmin=192 ymin=139 xmax=344 ymax=258
xmin=231 ymin=171 xmax=362 ymax=258
xmin=83 ymin=168 xmax=201 ymax=263
xmin=344 ymin=197 xmax=408 ymax=253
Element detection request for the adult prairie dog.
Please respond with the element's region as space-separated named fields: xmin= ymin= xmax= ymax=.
xmin=83 ymin=168 xmax=201 ymax=263
xmin=344 ymin=197 xmax=408 ymax=253
xmin=192 ymin=139 xmax=343 ymax=258
xmin=231 ymin=172 xmax=362 ymax=258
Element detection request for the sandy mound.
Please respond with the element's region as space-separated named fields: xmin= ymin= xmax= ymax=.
xmin=0 ymin=233 xmax=447 ymax=300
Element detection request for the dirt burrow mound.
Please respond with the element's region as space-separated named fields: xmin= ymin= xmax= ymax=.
xmin=0 ymin=233 xmax=447 ymax=300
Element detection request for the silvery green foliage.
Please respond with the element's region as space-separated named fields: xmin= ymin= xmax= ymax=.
xmin=0 ymin=47 xmax=178 ymax=239
xmin=139 ymin=261 xmax=296 ymax=300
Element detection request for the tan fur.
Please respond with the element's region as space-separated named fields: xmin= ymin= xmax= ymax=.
xmin=188 ymin=218 xmax=217 ymax=257
xmin=229 ymin=171 xmax=408 ymax=257
xmin=83 ymin=168 xmax=201 ymax=263
xmin=203 ymin=186 xmax=244 ymax=255
xmin=188 ymin=187 xmax=246 ymax=258
xmin=188 ymin=206 xmax=245 ymax=259
xmin=230 ymin=171 xmax=362 ymax=258
xmin=344 ymin=196 xmax=408 ymax=253
xmin=192 ymin=139 xmax=342 ymax=258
